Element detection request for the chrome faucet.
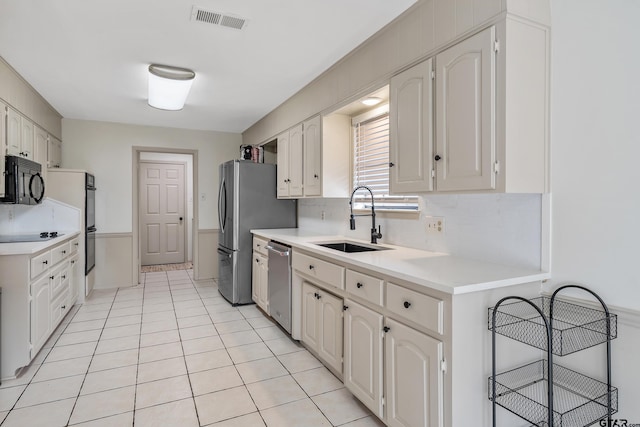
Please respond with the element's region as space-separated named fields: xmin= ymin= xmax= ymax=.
xmin=349 ymin=185 xmax=382 ymax=244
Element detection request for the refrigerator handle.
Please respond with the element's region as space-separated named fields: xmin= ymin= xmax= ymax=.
xmin=217 ymin=248 xmax=232 ymax=258
xmin=218 ymin=178 xmax=226 ymax=232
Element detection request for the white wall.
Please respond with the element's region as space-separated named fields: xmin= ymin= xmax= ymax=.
xmin=62 ymin=119 xmax=241 ymax=233
xmin=547 ymin=1 xmax=640 ymax=420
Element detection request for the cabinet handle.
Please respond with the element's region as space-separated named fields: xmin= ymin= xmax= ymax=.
xmin=49 ymin=275 xmax=54 ymax=280
xmin=434 ymin=155 xmax=442 ymax=161
xmin=403 ymin=301 xmax=411 ymax=309
xmin=343 ymin=305 xmax=349 ymax=311
xmin=317 ymin=293 xmax=322 ymax=299
xmin=309 ymin=265 xmax=315 ymax=270
xmin=314 ymin=174 xmax=319 ymax=178
xmin=62 ymin=275 xmax=66 ymax=279
xmin=62 ymin=305 xmax=66 ymax=310
xmin=71 ymin=260 xmax=75 ymax=264
xmin=383 ymin=326 xmax=390 ymax=333
xmin=43 ymin=260 xmax=48 ymax=265
xmin=356 ymin=282 xmax=364 ymax=289
xmin=74 ymin=243 xmax=79 ymax=246
xmin=256 ymin=258 xmax=260 ymax=263
xmin=62 ymin=250 xmax=66 ymax=254
xmin=389 ymin=162 xmax=395 ymax=167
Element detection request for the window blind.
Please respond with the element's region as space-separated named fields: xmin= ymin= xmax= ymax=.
xmin=352 ymin=110 xmax=418 ymax=210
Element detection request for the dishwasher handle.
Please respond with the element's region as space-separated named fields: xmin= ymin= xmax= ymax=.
xmin=266 ymin=244 xmax=290 ymax=257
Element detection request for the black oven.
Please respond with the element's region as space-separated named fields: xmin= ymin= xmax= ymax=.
xmin=85 ymin=173 xmax=96 ymax=274
xmin=2 ymin=155 xmax=45 ymax=205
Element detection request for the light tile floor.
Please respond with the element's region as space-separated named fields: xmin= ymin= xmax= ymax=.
xmin=0 ymin=269 xmax=385 ymax=427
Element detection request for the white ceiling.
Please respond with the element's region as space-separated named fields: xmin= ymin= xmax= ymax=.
xmin=0 ymin=0 xmax=416 ymax=134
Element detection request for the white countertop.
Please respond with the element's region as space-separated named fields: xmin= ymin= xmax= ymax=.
xmin=0 ymin=231 xmax=81 ymax=256
xmin=251 ymin=228 xmax=550 ymax=295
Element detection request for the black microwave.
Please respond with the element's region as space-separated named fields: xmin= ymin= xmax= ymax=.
xmin=2 ymin=155 xmax=45 ymax=205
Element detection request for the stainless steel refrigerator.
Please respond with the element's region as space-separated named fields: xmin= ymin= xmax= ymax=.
xmin=217 ymin=160 xmax=296 ymax=305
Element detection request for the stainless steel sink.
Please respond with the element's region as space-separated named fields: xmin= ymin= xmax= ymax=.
xmin=315 ymin=241 xmax=391 ymax=253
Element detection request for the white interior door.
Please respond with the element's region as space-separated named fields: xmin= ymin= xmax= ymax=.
xmin=140 ymin=162 xmax=186 ymax=265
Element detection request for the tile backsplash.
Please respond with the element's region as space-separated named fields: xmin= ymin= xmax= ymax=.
xmin=299 ymin=194 xmax=544 ymax=269
xmin=0 ymin=198 xmax=81 ymax=234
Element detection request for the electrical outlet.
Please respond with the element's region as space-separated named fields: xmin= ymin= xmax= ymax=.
xmin=321 ymin=211 xmax=326 ymax=220
xmin=425 ymin=216 xmax=444 ymax=234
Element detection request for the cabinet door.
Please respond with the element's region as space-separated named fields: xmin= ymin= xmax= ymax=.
xmin=288 ymin=124 xmax=304 ymax=197
xmin=303 ymin=115 xmax=322 ymax=197
xmin=276 ymin=130 xmax=290 ymax=198
xmin=30 ymin=274 xmax=51 ymax=357
xmin=7 ymin=107 xmax=21 ymax=156
xmin=69 ymin=254 xmax=80 ymax=305
xmin=435 ymin=26 xmax=496 ymax=191
xmin=301 ymin=282 xmax=320 ymax=350
xmin=390 ymin=58 xmax=434 ymax=193
xmin=317 ymin=289 xmax=343 ymax=374
xmin=385 ymin=318 xmax=443 ymax=427
xmin=344 ymin=298 xmax=384 ymax=417
xmin=258 ymin=254 xmax=269 ymax=314
xmin=20 ymin=117 xmax=34 ymax=159
xmin=48 ymin=136 xmax=62 ymax=168
xmin=252 ymin=252 xmax=260 ymax=304
xmin=34 ymin=127 xmax=48 ymax=177
xmin=0 ymin=103 xmax=6 ymax=198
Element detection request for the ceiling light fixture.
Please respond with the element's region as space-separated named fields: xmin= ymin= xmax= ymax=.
xmin=148 ymin=64 xmax=196 ymax=111
xmin=361 ymin=97 xmax=382 ymax=106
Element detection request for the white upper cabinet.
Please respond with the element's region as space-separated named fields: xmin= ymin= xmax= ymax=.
xmin=390 ymin=58 xmax=434 ymax=193
xmin=48 ymin=136 xmax=62 ymax=168
xmin=435 ymin=25 xmax=496 ymax=192
xmin=34 ymin=126 xmax=48 ymax=172
xmin=0 ymin=102 xmax=6 ymax=198
xmin=7 ymin=108 xmax=35 ymax=160
xmin=277 ymin=124 xmax=303 ymax=198
xmin=303 ymin=115 xmax=321 ymax=197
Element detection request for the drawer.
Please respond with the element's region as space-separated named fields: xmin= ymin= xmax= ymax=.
xmin=69 ymin=236 xmax=80 ymax=255
xmin=386 ymin=282 xmax=444 ymax=334
xmin=30 ymin=251 xmax=51 ymax=279
xmin=293 ymin=252 xmax=345 ymax=290
xmin=253 ymin=237 xmax=269 ymax=256
xmin=346 ymin=269 xmax=383 ymax=306
xmin=51 ymin=241 xmax=71 ymax=265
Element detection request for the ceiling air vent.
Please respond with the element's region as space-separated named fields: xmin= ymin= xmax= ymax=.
xmin=191 ymin=6 xmax=248 ymax=30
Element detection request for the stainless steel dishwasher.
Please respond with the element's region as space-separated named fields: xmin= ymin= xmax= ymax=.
xmin=266 ymin=240 xmax=292 ymax=333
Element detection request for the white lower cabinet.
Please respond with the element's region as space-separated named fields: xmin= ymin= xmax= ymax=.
xmin=69 ymin=254 xmax=80 ymax=306
xmin=30 ymin=274 xmax=51 ymax=357
xmin=344 ymin=298 xmax=384 ymax=418
xmin=343 ymin=298 xmax=444 ymax=427
xmin=252 ymin=251 xmax=269 ymax=314
xmin=385 ymin=318 xmax=443 ymax=427
xmin=301 ymin=282 xmax=343 ymax=374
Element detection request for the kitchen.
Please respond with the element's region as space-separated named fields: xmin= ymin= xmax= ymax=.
xmin=0 ymin=0 xmax=638 ymax=426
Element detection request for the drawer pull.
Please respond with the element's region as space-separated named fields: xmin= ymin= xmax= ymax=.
xmin=309 ymin=265 xmax=315 ymax=270
xmin=403 ymin=301 xmax=411 ymax=309
xmin=62 ymin=250 xmax=66 ymax=254
xmin=356 ymin=282 xmax=364 ymax=289
xmin=43 ymin=260 xmax=48 ymax=265
xmin=343 ymin=305 xmax=349 ymax=311
xmin=383 ymin=326 xmax=391 ymax=333
xmin=74 ymin=243 xmax=79 ymax=246
xmin=62 ymin=275 xmax=66 ymax=279
xmin=62 ymin=305 xmax=66 ymax=310
xmin=256 ymin=258 xmax=260 ymax=263
xmin=50 ymin=275 xmax=55 ymax=280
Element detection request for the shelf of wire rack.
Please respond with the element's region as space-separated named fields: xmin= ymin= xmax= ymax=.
xmin=489 ymin=360 xmax=618 ymax=427
xmin=488 ymin=296 xmax=617 ymax=356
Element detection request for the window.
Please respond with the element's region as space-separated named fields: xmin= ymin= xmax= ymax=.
xmin=352 ymin=105 xmax=419 ymax=211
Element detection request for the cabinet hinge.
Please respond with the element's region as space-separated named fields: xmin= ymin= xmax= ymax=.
xmin=440 ymin=358 xmax=447 ymax=373
xmin=493 ymin=161 xmax=500 ymax=174
xmin=431 ymin=169 xmax=435 ymax=179
xmin=494 ymin=40 xmax=500 ymax=53
xmin=431 ymin=70 xmax=435 ymax=80
xmin=381 ymin=396 xmax=385 ymax=407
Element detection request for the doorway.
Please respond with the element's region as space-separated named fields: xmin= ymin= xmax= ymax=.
xmin=139 ymin=160 xmax=187 ymax=266
xmin=132 ymin=148 xmax=198 ymax=285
